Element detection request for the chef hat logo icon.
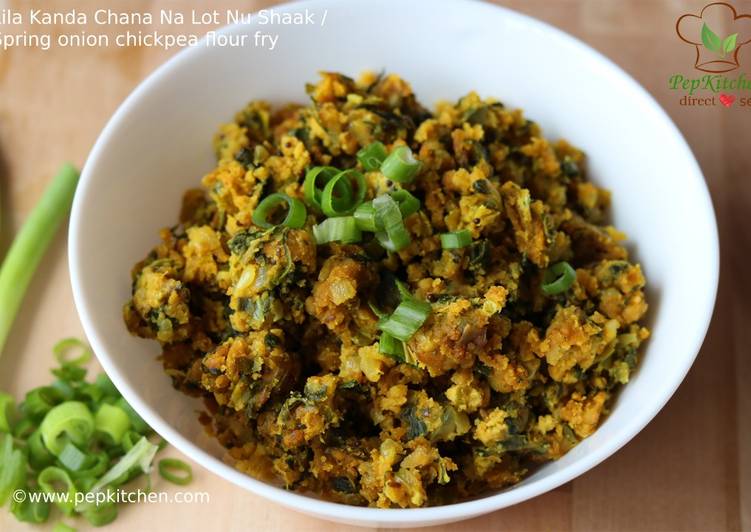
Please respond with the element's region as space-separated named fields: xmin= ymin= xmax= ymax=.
xmin=676 ymin=2 xmax=751 ymax=73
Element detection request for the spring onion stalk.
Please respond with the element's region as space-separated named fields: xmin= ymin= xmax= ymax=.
xmin=0 ymin=163 xmax=79 ymax=357
xmin=357 ymin=141 xmax=388 ymax=171
xmin=82 ymin=436 xmax=158 ymax=500
xmin=541 ymin=261 xmax=577 ymax=296
xmin=380 ymin=146 xmax=421 ymax=183
xmin=378 ymin=299 xmax=431 ymax=342
xmin=440 ymin=229 xmax=472 ymax=249
xmin=252 ymin=193 xmax=307 ymax=229
xmin=158 ymin=458 xmax=193 ymax=486
xmin=312 ymin=217 xmax=362 ymax=245
xmin=11 ymin=492 xmax=50 ymax=523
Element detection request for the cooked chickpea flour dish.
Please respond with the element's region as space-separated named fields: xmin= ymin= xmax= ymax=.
xmin=123 ymin=72 xmax=650 ymax=507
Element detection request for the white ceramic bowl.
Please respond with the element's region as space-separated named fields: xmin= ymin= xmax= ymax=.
xmin=69 ymin=0 xmax=719 ymax=527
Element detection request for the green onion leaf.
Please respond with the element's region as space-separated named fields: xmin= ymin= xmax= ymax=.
xmin=312 ymin=217 xmax=362 ymax=245
xmin=440 ymin=229 xmax=472 ymax=249
xmin=380 ymin=146 xmax=421 ymax=183
xmin=53 ymin=522 xmax=77 ymax=532
xmin=252 ymin=193 xmax=307 ymax=229
xmin=354 ymin=202 xmax=379 ymax=232
xmin=158 ymin=458 xmax=193 ymax=486
xmin=0 ymin=392 xmax=15 ymax=432
xmin=303 ymin=166 xmax=340 ymax=212
xmin=357 ymin=141 xmax=388 ymax=171
xmin=541 ymin=261 xmax=577 ymax=296
xmin=321 ymin=169 xmax=366 ymax=217
xmin=38 ymin=466 xmax=77 ymax=515
xmin=53 ymin=338 xmax=93 ymax=367
xmin=373 ymin=194 xmax=410 ymax=251
xmin=0 ymin=164 xmax=79 ymax=357
xmin=378 ymin=332 xmax=405 ymax=361
xmin=67 ymin=451 xmax=108 ymax=481
xmin=378 ymin=299 xmax=431 ymax=342
xmin=39 ymin=401 xmax=94 ymax=456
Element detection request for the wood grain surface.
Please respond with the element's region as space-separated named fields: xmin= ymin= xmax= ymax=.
xmin=0 ymin=1 xmax=747 ymax=530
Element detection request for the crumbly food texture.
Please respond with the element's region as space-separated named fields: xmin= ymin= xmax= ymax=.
xmin=123 ymin=72 xmax=649 ymax=507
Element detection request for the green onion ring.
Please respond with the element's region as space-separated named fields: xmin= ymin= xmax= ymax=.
xmin=541 ymin=261 xmax=577 ymax=296
xmin=52 ymin=338 xmax=92 ymax=367
xmin=39 ymin=401 xmax=94 ymax=456
xmin=373 ymin=194 xmax=410 ymax=251
xmin=158 ymin=458 xmax=193 ymax=486
xmin=312 ymin=217 xmax=362 ymax=245
xmin=252 ymin=193 xmax=307 ymax=229
xmin=321 ymin=169 xmax=366 ymax=217
xmin=38 ymin=466 xmax=77 ymax=515
xmin=440 ymin=229 xmax=473 ymax=249
xmin=389 ymin=189 xmax=421 ymax=217
xmin=303 ymin=166 xmax=341 ymax=212
xmin=380 ymin=145 xmax=422 ymax=183
xmin=94 ymin=403 xmax=131 ymax=446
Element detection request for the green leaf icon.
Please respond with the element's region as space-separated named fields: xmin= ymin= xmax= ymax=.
xmin=722 ymin=32 xmax=738 ymax=55
xmin=701 ymin=23 xmax=722 ymax=53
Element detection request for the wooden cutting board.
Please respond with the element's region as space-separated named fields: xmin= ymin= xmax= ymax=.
xmin=0 ymin=0 xmax=747 ymax=530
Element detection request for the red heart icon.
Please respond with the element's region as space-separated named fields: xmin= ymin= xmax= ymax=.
xmin=719 ymin=93 xmax=736 ymax=107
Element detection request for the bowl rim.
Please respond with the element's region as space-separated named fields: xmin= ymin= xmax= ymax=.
xmin=69 ymin=0 xmax=720 ymax=524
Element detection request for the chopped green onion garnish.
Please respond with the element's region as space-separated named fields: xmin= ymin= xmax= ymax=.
xmin=312 ymin=217 xmax=362 ymax=245
xmin=57 ymin=441 xmax=89 ymax=472
xmin=321 ymin=169 xmax=366 ymax=217
xmin=53 ymin=338 xmax=93 ymax=367
xmin=94 ymin=404 xmax=131 ymax=445
xmin=81 ymin=436 xmax=158 ymax=502
xmin=378 ymin=299 xmax=431 ymax=342
xmin=158 ymin=458 xmax=193 ymax=486
xmin=53 ymin=522 xmax=77 ymax=532
xmin=0 ymin=434 xmax=26 ymax=505
xmin=378 ymin=332 xmax=405 ymax=360
xmin=252 ymin=193 xmax=307 ymax=229
xmin=115 ymin=397 xmax=151 ymax=435
xmin=373 ymin=194 xmax=410 ymax=251
xmin=440 ymin=229 xmax=472 ymax=249
xmin=380 ymin=145 xmax=422 ymax=183
xmin=11 ymin=491 xmax=50 ymax=523
xmin=28 ymin=430 xmax=55 ymax=470
xmin=353 ymin=202 xmax=379 ymax=232
xmin=303 ymin=166 xmax=341 ymax=212
xmin=357 ymin=141 xmax=388 ymax=171
xmin=38 ymin=467 xmax=77 ymax=515
xmin=389 ymin=189 xmax=421 ymax=217
xmin=541 ymin=261 xmax=577 ymax=296
xmin=39 ymin=401 xmax=94 ymax=456
xmin=81 ymin=500 xmax=118 ymax=527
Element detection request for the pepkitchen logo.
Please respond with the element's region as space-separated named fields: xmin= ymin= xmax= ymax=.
xmin=670 ymin=2 xmax=751 ymax=107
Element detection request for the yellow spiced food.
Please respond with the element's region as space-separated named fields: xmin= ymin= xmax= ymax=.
xmin=124 ymin=72 xmax=649 ymax=507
